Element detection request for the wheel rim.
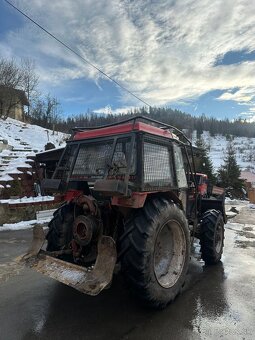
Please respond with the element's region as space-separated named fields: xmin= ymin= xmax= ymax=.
xmin=215 ymin=222 xmax=223 ymax=253
xmin=154 ymin=220 xmax=187 ymax=288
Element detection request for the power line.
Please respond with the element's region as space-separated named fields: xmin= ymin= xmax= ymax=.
xmin=5 ymin=0 xmax=151 ymax=109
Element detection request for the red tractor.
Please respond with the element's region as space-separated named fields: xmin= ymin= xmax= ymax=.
xmin=23 ymin=116 xmax=226 ymax=308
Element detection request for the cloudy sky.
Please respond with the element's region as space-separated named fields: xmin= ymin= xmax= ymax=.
xmin=1 ymin=0 xmax=255 ymax=120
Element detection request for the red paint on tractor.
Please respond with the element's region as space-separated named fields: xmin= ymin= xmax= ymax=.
xmin=111 ymin=192 xmax=147 ymax=208
xmin=73 ymin=122 xmax=174 ymax=141
xmin=64 ymin=189 xmax=83 ymax=202
xmin=195 ymin=173 xmax=208 ymax=196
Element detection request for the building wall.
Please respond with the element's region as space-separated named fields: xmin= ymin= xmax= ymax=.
xmin=9 ymin=103 xmax=23 ymax=121
xmin=1 ymin=98 xmax=24 ymax=121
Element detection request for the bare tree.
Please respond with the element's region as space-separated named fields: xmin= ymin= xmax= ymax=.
xmin=0 ymin=56 xmax=39 ymax=120
xmin=21 ymin=58 xmax=39 ymax=116
xmin=0 ymin=57 xmax=24 ymax=87
xmin=29 ymin=94 xmax=61 ymax=130
xmin=0 ymin=57 xmax=25 ymax=119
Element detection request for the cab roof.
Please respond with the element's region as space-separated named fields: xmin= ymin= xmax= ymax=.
xmin=73 ymin=121 xmax=174 ymax=141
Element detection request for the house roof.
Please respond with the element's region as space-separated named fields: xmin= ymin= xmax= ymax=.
xmin=240 ymin=171 xmax=255 ymax=183
xmin=36 ymin=147 xmax=64 ymax=162
xmin=0 ymin=85 xmax=29 ymax=106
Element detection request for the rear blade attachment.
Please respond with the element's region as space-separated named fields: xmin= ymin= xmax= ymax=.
xmin=19 ymin=226 xmax=117 ymax=296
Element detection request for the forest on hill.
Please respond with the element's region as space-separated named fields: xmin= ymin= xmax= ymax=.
xmin=31 ymin=106 xmax=255 ymax=138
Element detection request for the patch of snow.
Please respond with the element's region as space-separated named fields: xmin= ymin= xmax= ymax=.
xmin=225 ymin=222 xmax=244 ymax=232
xmin=6 ymin=168 xmax=23 ymax=174
xmin=0 ymin=195 xmax=54 ymax=204
xmin=0 ymin=174 xmax=13 ymax=181
xmin=0 ymin=118 xmax=67 ymax=151
xmin=248 ymin=204 xmax=255 ymax=209
xmin=0 ymin=218 xmax=51 ymax=231
xmin=225 ymin=198 xmax=249 ymax=206
xmin=0 ymin=117 xmax=69 ymax=185
xmin=226 ymin=211 xmax=237 ymax=218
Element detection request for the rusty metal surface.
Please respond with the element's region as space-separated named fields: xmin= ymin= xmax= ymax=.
xmin=111 ymin=192 xmax=147 ymax=208
xmin=21 ymin=230 xmax=117 ymax=296
xmin=75 ymin=195 xmax=98 ymax=215
xmin=20 ymin=225 xmax=45 ymax=260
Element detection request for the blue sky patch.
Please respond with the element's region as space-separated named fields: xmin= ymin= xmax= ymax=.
xmin=215 ymin=50 xmax=255 ymax=66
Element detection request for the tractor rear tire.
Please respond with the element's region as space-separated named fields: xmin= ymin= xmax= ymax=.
xmin=120 ymin=197 xmax=190 ymax=309
xmin=199 ymin=209 xmax=224 ymax=265
xmin=46 ymin=203 xmax=75 ymax=251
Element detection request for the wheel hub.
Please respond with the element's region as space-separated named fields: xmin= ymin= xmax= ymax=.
xmin=154 ymin=220 xmax=186 ymax=288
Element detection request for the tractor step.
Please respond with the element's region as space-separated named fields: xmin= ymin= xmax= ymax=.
xmin=19 ymin=226 xmax=117 ymax=296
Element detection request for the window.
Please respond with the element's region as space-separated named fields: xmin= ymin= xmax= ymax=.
xmin=71 ymin=137 xmax=136 ymax=180
xmin=173 ymin=144 xmax=187 ymax=188
xmin=108 ymin=138 xmax=136 ymax=176
xmin=72 ymin=141 xmax=113 ymax=179
xmin=54 ymin=144 xmax=78 ymax=181
xmin=144 ymin=142 xmax=173 ymax=188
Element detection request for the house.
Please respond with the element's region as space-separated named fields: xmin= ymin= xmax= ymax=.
xmin=240 ymin=171 xmax=255 ymax=188
xmin=0 ymin=85 xmax=29 ymax=121
xmin=240 ymin=171 xmax=255 ymax=203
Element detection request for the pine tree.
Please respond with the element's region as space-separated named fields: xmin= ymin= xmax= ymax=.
xmin=217 ymin=142 xmax=243 ymax=190
xmin=195 ymin=137 xmax=216 ymax=183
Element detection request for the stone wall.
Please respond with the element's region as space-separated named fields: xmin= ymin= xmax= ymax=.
xmin=0 ymin=201 xmax=61 ymax=225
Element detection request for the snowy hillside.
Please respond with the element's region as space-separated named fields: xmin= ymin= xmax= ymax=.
xmin=194 ymin=131 xmax=255 ymax=173
xmin=0 ymin=118 xmax=67 ymax=152
xmin=0 ymin=118 xmax=68 ymax=186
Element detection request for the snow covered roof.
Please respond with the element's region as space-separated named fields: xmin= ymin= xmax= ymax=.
xmin=240 ymin=171 xmax=255 ymax=183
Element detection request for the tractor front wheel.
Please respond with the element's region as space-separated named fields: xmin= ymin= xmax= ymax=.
xmin=120 ymin=197 xmax=190 ymax=309
xmin=199 ymin=209 xmax=224 ymax=265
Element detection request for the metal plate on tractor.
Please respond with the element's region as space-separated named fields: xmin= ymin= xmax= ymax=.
xmin=19 ymin=226 xmax=117 ymax=296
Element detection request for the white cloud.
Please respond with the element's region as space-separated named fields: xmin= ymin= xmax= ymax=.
xmin=3 ymin=0 xmax=255 ymax=107
xmin=93 ymin=105 xmax=139 ymax=115
xmin=217 ymin=87 xmax=255 ymax=103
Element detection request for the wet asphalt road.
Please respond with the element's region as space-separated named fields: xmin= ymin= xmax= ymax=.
xmin=0 ymin=206 xmax=255 ymax=340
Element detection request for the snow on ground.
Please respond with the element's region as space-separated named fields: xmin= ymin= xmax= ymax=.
xmin=248 ymin=203 xmax=255 ymax=209
xmin=0 ymin=218 xmax=51 ymax=231
xmin=0 ymin=195 xmax=54 ymax=204
xmin=0 ymin=117 xmax=68 ymax=184
xmin=0 ymin=117 xmax=67 ymax=152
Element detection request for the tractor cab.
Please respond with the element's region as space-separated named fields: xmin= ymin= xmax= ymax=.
xmin=44 ymin=116 xmax=191 ymax=212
